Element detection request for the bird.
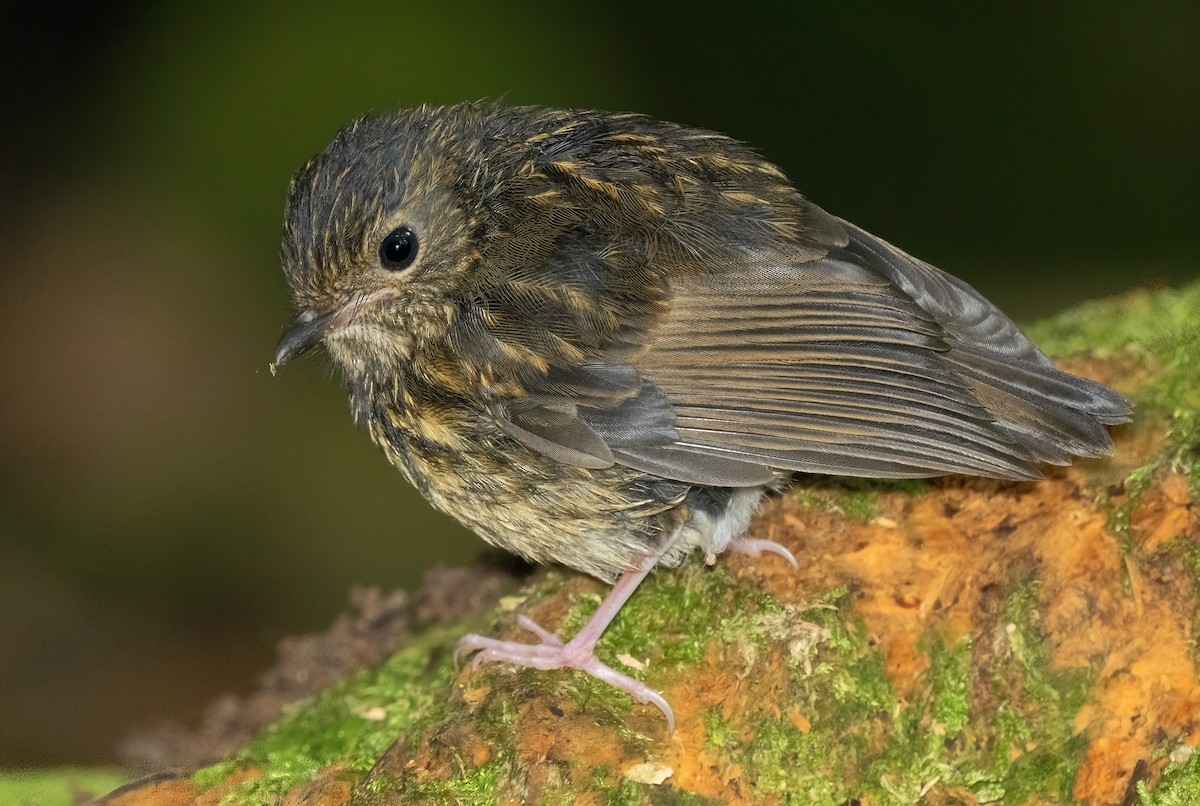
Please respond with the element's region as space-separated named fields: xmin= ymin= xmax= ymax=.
xmin=272 ymin=102 xmax=1130 ymax=729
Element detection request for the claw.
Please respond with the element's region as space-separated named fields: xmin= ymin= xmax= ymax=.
xmin=729 ymin=536 xmax=799 ymax=568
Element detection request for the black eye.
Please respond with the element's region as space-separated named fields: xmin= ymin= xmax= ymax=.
xmin=379 ymin=226 xmax=418 ymax=270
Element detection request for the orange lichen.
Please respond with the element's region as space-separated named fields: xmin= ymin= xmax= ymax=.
xmin=744 ymin=423 xmax=1200 ymax=804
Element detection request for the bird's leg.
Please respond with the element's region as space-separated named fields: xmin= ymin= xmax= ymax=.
xmin=455 ymin=527 xmax=683 ymax=730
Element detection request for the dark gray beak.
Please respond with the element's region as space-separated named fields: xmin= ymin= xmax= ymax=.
xmin=272 ymin=309 xmax=335 ymax=370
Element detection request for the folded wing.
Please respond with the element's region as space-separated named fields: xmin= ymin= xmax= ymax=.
xmin=476 ymin=205 xmax=1130 ymax=486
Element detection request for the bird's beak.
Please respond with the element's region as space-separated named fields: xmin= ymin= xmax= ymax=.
xmin=271 ymin=291 xmax=391 ymax=374
xmin=271 ymin=308 xmax=336 ymax=372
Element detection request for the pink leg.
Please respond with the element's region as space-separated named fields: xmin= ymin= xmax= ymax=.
xmin=728 ymin=536 xmax=798 ymax=568
xmin=455 ymin=528 xmax=682 ymax=731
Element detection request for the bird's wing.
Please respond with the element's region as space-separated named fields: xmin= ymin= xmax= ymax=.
xmin=454 ymin=204 xmax=1129 ymax=487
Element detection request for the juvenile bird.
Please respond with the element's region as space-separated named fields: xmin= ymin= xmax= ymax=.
xmin=273 ymin=102 xmax=1130 ymax=728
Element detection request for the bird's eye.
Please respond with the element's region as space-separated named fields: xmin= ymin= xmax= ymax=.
xmin=379 ymin=226 xmax=418 ymax=271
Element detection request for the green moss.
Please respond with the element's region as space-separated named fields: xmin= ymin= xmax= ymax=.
xmin=399 ymin=761 xmax=502 ymax=804
xmin=349 ymin=697 xmax=523 ymax=805
xmin=1135 ymin=300 xmax=1195 ymax=409
xmin=1136 ymin=289 xmax=1200 ymax=407
xmin=1140 ymin=748 xmax=1200 ymax=805
xmin=791 ymin=476 xmax=927 ymax=524
xmin=601 ymin=779 xmax=722 ymax=805
xmin=743 ymin=717 xmax=848 ymax=802
xmin=677 ymin=590 xmax=887 ymax=804
xmin=1165 ymin=409 xmax=1200 ymax=495
xmin=708 ymin=595 xmax=886 ymax=803
xmin=1109 ymin=462 xmax=1157 ymax=536
xmin=194 ymin=625 xmax=469 ymax=802
xmin=193 ymin=559 xmax=1096 ymax=803
xmin=1032 ymin=278 xmax=1200 ymax=497
xmin=791 ymin=487 xmax=820 ymax=508
xmin=798 ymin=592 xmax=896 ymax=744
xmin=791 ymin=485 xmax=879 ymax=521
xmin=870 ymin=638 xmax=985 ymax=803
xmin=552 ymin=671 xmax=659 ymax=743
xmin=605 ymin=564 xmax=768 ymax=665
xmin=700 ymin=707 xmax=735 ymax=751
xmin=589 ymin=764 xmax=613 ymax=789
xmin=1025 ymin=279 xmax=1200 ymax=361
xmin=812 ymin=627 xmax=893 ymax=724
xmin=992 ymin=581 xmax=1092 ymax=803
xmin=828 ymin=582 xmax=1091 ymax=805
xmin=1175 ymin=528 xmax=1200 ymax=670
xmin=561 ymin=560 xmax=786 ymax=678
xmin=706 ymin=604 xmax=1007 ymax=805
xmin=0 ymin=769 xmax=126 ymax=806
xmin=929 ymin=635 xmax=972 ymax=737
xmin=834 ymin=490 xmax=879 ymax=521
xmin=1109 ymin=414 xmax=1199 ymax=544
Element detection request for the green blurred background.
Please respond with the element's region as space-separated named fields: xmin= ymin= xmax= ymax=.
xmin=1 ymin=1 xmax=1196 ymax=769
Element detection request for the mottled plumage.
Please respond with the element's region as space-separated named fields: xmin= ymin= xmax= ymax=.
xmin=273 ymin=102 xmax=1130 ymax=724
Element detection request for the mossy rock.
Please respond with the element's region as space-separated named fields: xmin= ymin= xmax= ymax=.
xmin=102 ymin=281 xmax=1200 ymax=805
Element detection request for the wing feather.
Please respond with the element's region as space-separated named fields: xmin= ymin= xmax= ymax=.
xmin=469 ymin=194 xmax=1129 ymax=486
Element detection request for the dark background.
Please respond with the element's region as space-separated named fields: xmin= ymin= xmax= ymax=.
xmin=1 ymin=1 xmax=1196 ymax=768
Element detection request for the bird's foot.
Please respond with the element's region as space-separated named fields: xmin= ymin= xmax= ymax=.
xmin=455 ymin=615 xmax=675 ymax=730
